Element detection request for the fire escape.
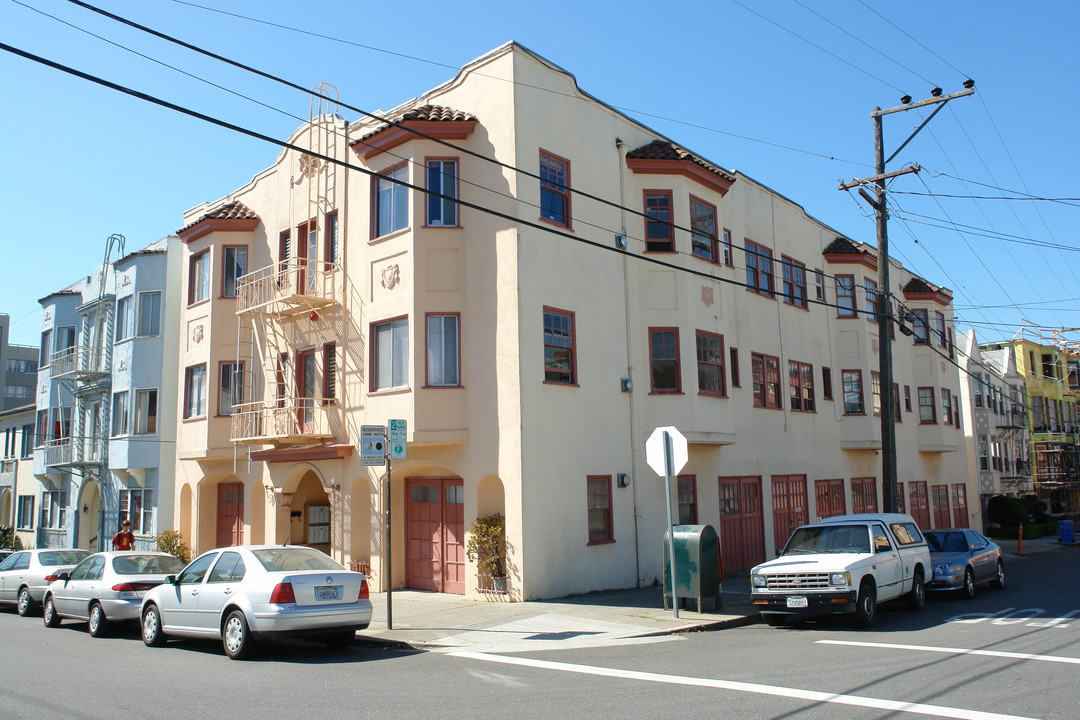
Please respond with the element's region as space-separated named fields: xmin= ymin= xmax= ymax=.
xmin=995 ymin=404 xmax=1030 ymax=493
xmin=233 ymin=87 xmax=343 ymax=446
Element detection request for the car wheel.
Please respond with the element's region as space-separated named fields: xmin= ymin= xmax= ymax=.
xmin=88 ymin=603 xmax=109 ymax=638
xmin=906 ymin=569 xmax=926 ymax=611
xmin=16 ymin=587 xmax=34 ymax=616
xmin=960 ymin=568 xmax=976 ymax=600
xmin=142 ymin=605 xmax=167 ymax=647
xmin=324 ymin=629 xmax=356 ymax=649
xmin=763 ymin=614 xmax=788 ymax=627
xmin=222 ymin=610 xmax=257 ymax=660
xmin=991 ymin=560 xmax=1005 ymax=589
xmin=43 ymin=596 xmax=61 ymax=628
xmin=854 ymin=581 xmax=877 ymax=628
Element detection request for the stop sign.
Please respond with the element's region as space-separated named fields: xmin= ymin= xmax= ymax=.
xmin=646 ymin=426 xmax=688 ymax=477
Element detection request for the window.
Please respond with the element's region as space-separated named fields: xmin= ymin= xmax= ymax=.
xmin=978 ymin=436 xmax=989 ymax=471
xmin=912 ymin=309 xmax=929 ymax=344
xmin=325 ymin=211 xmax=339 ymax=265
xmin=374 ymin=164 xmax=409 ymax=237
xmin=20 ymin=423 xmax=34 ymax=458
xmin=279 ymin=230 xmax=291 ymax=262
xmin=119 ymin=488 xmax=154 ymax=535
xmin=871 ymin=372 xmax=882 ymax=416
xmin=751 ymin=353 xmax=781 ymax=409
xmin=134 ymin=389 xmax=158 ymax=434
xmin=814 ymin=270 xmax=825 ymax=301
xmin=649 ymin=328 xmax=681 ymax=393
xmin=842 ymin=370 xmax=864 ymax=415
xmin=730 ymin=347 xmax=740 ymax=387
xmin=744 ymin=240 xmax=774 ymax=296
xmin=115 ymin=296 xmax=133 ymax=341
xmin=323 ymin=342 xmax=338 ymax=401
xmin=426 ymin=315 xmax=460 ymax=387
xmin=137 ymin=291 xmax=161 ymax=336
xmin=426 ymin=159 xmax=459 ymax=227
xmin=722 ymin=229 xmax=733 ymax=266
xmin=543 ymin=308 xmax=575 ymax=385
xmin=642 ymin=190 xmax=674 ymax=252
xmin=188 ymin=250 xmax=210 ymax=304
xmin=35 ymin=409 xmax=48 ymax=446
xmin=892 ymin=383 xmax=902 ymax=421
xmin=904 ymin=385 xmax=912 ymax=412
xmin=864 ymin=279 xmax=879 ymax=320
xmin=587 ymin=475 xmax=612 ymax=544
xmin=690 ymin=196 xmax=718 ymax=262
xmin=184 ymin=364 xmax=207 ymax=419
xmin=935 ymin=312 xmax=947 ymax=347
xmin=918 ymin=387 xmax=936 ymax=423
xmin=539 ymin=150 xmax=571 ymax=227
xmin=941 ymin=388 xmax=953 ymax=426
xmin=372 ymin=317 xmax=409 ymax=391
xmin=40 ymin=489 xmax=68 ymax=529
xmin=222 ymin=246 xmax=248 ymax=298
xmin=39 ymin=329 xmax=51 ymax=366
xmin=789 ymin=360 xmax=815 ymax=412
xmin=696 ymin=331 xmax=725 ymax=396
xmin=219 ymin=362 xmax=244 ymax=416
xmin=836 ymin=275 xmax=857 ymax=317
xmin=56 ymin=326 xmax=76 ymax=355
xmin=111 ymin=391 xmax=129 ymax=436
xmin=677 ymin=475 xmax=698 ymax=524
xmin=782 ymin=257 xmax=808 ymax=308
xmin=822 ymin=367 xmax=833 ymax=401
xmin=16 ymin=495 xmax=34 ymax=529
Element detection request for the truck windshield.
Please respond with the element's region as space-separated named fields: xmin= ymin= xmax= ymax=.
xmin=782 ymin=525 xmax=871 ymax=555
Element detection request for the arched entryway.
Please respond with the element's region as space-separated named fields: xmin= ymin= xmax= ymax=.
xmin=405 ymin=476 xmax=464 ymax=594
xmin=285 ymin=470 xmax=331 ymax=552
xmin=76 ymin=479 xmax=101 ymax=551
xmin=0 ymin=488 xmax=11 ymax=529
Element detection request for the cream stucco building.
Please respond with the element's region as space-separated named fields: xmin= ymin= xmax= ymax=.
xmin=172 ymin=42 xmax=971 ymax=601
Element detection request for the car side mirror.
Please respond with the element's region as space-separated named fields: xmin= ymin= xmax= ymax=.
xmin=56 ymin=572 xmax=70 ymax=582
xmin=164 ymin=575 xmax=178 ymax=585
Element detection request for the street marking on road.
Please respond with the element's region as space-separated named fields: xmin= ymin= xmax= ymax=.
xmin=450 ymin=651 xmax=1036 ymax=720
xmin=818 ymin=639 xmax=1080 ymax=665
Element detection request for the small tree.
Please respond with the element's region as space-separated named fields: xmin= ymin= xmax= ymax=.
xmin=466 ymin=513 xmax=505 ymax=577
xmin=0 ymin=525 xmax=22 ymax=550
xmin=155 ymin=529 xmax=190 ymax=562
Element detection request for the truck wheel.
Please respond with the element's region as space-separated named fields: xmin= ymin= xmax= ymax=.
xmin=990 ymin=561 xmax=1005 ymax=589
xmin=960 ymin=568 xmax=976 ymax=600
xmin=906 ymin=569 xmax=926 ymax=610
xmin=854 ymin=581 xmax=877 ymax=628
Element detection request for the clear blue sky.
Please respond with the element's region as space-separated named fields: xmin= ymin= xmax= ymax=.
xmin=2 ymin=0 xmax=1077 ymax=348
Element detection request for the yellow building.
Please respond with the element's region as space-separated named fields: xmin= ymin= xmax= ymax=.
xmin=172 ymin=42 xmax=971 ymax=601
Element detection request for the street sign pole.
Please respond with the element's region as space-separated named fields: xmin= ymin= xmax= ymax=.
xmin=662 ymin=431 xmax=680 ymax=620
xmin=385 ymin=440 xmax=392 ymax=631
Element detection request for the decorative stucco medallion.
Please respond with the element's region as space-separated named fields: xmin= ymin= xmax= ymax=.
xmin=701 ymin=286 xmax=714 ymax=307
xmin=192 ymin=324 xmax=204 ymax=344
xmin=380 ymin=264 xmax=401 ymax=290
xmin=299 ymin=153 xmax=322 ymax=178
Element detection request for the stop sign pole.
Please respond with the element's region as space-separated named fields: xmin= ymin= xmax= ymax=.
xmin=646 ymin=426 xmax=688 ymax=620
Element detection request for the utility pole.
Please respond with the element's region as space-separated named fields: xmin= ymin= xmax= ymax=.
xmin=840 ymin=85 xmax=974 ymax=512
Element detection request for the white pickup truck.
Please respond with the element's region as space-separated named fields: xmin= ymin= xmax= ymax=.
xmin=750 ymin=513 xmax=930 ymax=627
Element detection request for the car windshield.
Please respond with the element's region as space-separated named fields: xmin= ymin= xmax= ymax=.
xmin=112 ymin=554 xmax=186 ymax=575
xmin=39 ymin=550 xmax=90 ymax=566
xmin=252 ymin=547 xmax=345 ymax=573
xmin=925 ymin=532 xmax=967 ymax=553
xmin=782 ymin=525 xmax=871 ymax=555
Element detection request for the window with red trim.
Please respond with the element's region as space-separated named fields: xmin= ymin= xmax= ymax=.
xmin=643 ymin=190 xmax=674 ymax=252
xmin=587 ymin=475 xmax=612 ymax=543
xmin=744 ymin=240 xmax=774 ymax=296
xmin=730 ymin=347 xmax=740 ymax=387
xmin=539 ymin=150 xmax=571 ymax=227
xmin=188 ymin=250 xmax=209 ymax=305
xmin=941 ymin=388 xmax=953 ymax=425
xmin=789 ymin=360 xmax=815 ymax=412
xmin=782 ymin=257 xmax=808 ymax=308
xmin=677 ymin=475 xmax=698 ymax=524
xmin=690 ymin=196 xmax=718 ymax=262
xmin=912 ymin=309 xmax=929 ymax=344
xmin=864 ymin=278 xmax=879 ymax=321
xmin=696 ymin=331 xmax=725 ymax=396
xmin=836 ymin=275 xmax=856 ymax=317
xmin=918 ymin=386 xmax=936 ymax=423
xmin=871 ymin=371 xmax=882 ymax=415
xmin=543 ymin=308 xmax=575 ymax=385
xmin=842 ymin=370 xmax=864 ymax=415
xmin=649 ymin=328 xmax=681 ymax=393
xmin=751 ymin=352 xmax=781 ymax=409
xmin=935 ymin=312 xmax=947 ymax=347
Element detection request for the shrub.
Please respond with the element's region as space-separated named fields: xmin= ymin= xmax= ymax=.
xmin=466 ymin=513 xmax=505 ymax=577
xmin=0 ymin=526 xmax=22 ymax=550
xmin=1019 ymin=495 xmax=1052 ymax=523
xmin=986 ymin=495 xmax=1029 ymax=528
xmin=155 ymin=529 xmax=190 ymax=562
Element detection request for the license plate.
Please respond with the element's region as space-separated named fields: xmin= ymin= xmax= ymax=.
xmin=315 ymin=585 xmax=343 ymax=601
xmin=786 ymin=596 xmax=808 ymax=608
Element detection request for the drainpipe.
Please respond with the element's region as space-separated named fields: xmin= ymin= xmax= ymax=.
xmin=615 ymin=137 xmax=643 ymax=587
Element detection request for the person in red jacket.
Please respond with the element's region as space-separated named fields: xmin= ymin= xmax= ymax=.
xmin=112 ymin=520 xmax=135 ymax=550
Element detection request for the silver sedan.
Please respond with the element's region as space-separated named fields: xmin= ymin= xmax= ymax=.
xmin=0 ymin=548 xmax=90 ymax=616
xmin=43 ymin=551 xmax=186 ymax=636
xmin=140 ymin=545 xmax=372 ymax=659
xmin=925 ymin=529 xmax=1005 ymax=599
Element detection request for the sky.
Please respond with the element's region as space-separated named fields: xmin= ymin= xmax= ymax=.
xmin=1 ymin=0 xmax=1078 ymax=349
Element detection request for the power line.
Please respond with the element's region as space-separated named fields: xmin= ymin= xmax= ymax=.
xmin=890 ymin=190 xmax=1080 ymax=207
xmin=856 ymin=0 xmax=969 ymax=80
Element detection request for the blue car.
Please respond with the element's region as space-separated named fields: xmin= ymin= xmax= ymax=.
xmin=925 ymin=529 xmax=1005 ymax=599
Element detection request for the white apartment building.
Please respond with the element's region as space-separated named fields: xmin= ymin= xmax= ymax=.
xmin=172 ymin=42 xmax=970 ymax=600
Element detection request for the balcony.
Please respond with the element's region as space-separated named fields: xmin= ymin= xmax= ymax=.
xmin=43 ymin=436 xmax=106 ymax=468
xmin=236 ymin=259 xmax=340 ymax=319
xmin=50 ymin=345 xmax=110 ymax=381
xmin=231 ymin=398 xmax=335 ymax=445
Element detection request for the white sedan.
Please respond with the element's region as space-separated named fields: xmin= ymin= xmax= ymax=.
xmin=0 ymin=548 xmax=90 ymax=616
xmin=43 ymin=551 xmax=186 ymax=636
xmin=140 ymin=545 xmax=372 ymax=659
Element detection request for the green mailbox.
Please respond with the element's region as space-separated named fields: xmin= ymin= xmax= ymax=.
xmin=663 ymin=524 xmax=721 ymax=612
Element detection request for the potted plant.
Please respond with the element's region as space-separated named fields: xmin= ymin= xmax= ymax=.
xmin=466 ymin=513 xmax=507 ymax=592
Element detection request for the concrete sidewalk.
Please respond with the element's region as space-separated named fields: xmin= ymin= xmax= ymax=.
xmin=355 ymin=535 xmax=1074 ymax=653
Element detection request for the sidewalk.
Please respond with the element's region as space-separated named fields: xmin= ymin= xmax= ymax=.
xmin=355 ymin=535 xmax=1075 ymax=653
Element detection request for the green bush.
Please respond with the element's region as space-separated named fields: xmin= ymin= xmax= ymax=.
xmin=986 ymin=495 xmax=1029 ymax=528
xmin=155 ymin=529 xmax=190 ymax=562
xmin=1019 ymin=495 xmax=1052 ymax=523
xmin=0 ymin=526 xmax=23 ymax=550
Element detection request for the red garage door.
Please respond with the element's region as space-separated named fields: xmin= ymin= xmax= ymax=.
xmin=771 ymin=475 xmax=808 ymax=554
xmin=717 ymin=476 xmax=765 ymax=573
xmin=406 ymin=478 xmax=465 ymax=594
xmin=909 ymin=481 xmax=930 ymax=529
xmin=932 ymin=485 xmax=950 ymax=529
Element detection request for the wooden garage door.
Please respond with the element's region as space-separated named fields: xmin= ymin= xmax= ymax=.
xmin=932 ymin=485 xmax=951 ymax=529
xmin=717 ymin=476 xmax=765 ymax=573
xmin=909 ymin=481 xmax=930 ymax=529
xmin=771 ymin=475 xmax=808 ymax=554
xmin=406 ymin=478 xmax=465 ymax=594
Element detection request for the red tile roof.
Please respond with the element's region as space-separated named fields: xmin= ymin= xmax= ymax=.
xmin=352 ymin=104 xmax=478 ymax=146
xmin=177 ymin=200 xmax=259 ymax=238
xmin=626 ymin=140 xmax=736 ymax=185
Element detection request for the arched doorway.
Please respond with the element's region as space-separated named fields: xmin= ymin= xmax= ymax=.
xmin=287 ymin=471 xmax=331 ymax=551
xmin=405 ymin=476 xmax=464 ymax=594
xmin=77 ymin=480 xmax=101 ymax=551
xmin=0 ymin=488 xmax=11 ymax=529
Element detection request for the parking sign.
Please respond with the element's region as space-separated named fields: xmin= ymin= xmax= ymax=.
xmin=389 ymin=419 xmax=407 ymax=460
